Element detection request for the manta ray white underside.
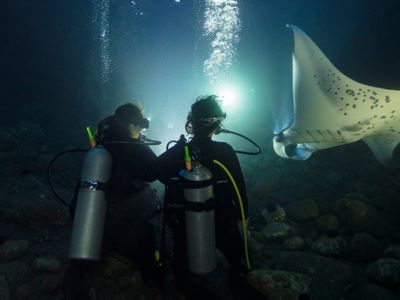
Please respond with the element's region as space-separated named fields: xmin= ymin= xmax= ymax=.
xmin=273 ymin=25 xmax=400 ymax=168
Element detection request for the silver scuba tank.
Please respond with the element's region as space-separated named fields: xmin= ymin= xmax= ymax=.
xmin=183 ymin=164 xmax=216 ymax=274
xmin=69 ymin=146 xmax=112 ymax=260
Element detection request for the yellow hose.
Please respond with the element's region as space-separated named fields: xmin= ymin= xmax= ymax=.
xmin=212 ymin=159 xmax=251 ymax=270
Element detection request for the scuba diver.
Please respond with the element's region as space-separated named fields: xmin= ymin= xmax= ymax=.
xmin=157 ymin=96 xmax=264 ymax=299
xmin=63 ymin=102 xmax=161 ymax=300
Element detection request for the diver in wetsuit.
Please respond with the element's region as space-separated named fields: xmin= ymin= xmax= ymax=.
xmin=157 ymin=95 xmax=250 ymax=298
xmin=64 ymin=103 xmax=160 ymax=299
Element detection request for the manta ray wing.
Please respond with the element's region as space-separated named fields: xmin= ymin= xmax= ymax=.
xmin=273 ymin=25 xmax=400 ymax=167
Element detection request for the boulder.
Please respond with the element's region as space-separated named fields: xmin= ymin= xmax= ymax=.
xmin=32 ymin=255 xmax=62 ymax=273
xmin=366 ymin=258 xmax=400 ymax=288
xmin=315 ymin=215 xmax=339 ymax=235
xmin=0 ymin=261 xmax=33 ymax=289
xmin=335 ymin=198 xmax=392 ymax=237
xmin=281 ymin=236 xmax=306 ymax=251
xmin=0 ymin=240 xmax=30 ymax=262
xmin=345 ymin=283 xmax=399 ymax=300
xmin=262 ymin=222 xmax=290 ymax=240
xmin=14 ymin=274 xmax=62 ymax=300
xmin=284 ymin=199 xmax=319 ymax=222
xmin=0 ymin=276 xmax=9 ymax=300
xmin=86 ymin=253 xmax=162 ymax=300
xmin=350 ymin=233 xmax=381 ymax=261
xmin=383 ymin=246 xmax=400 ymax=260
xmin=13 ymin=121 xmax=45 ymax=144
xmin=0 ymin=187 xmax=70 ymax=226
xmin=310 ymin=235 xmax=348 ymax=258
xmin=247 ymin=269 xmax=312 ymax=300
xmin=265 ymin=251 xmax=352 ymax=300
xmin=262 ymin=205 xmax=286 ymax=223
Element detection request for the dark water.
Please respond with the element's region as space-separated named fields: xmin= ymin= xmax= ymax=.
xmin=4 ymin=1 xmax=400 ymax=137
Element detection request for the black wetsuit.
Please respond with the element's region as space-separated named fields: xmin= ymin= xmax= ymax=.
xmin=101 ymin=136 xmax=160 ymax=262
xmin=157 ymin=136 xmax=248 ymax=274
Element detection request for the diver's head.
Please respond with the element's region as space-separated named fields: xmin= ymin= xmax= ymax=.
xmin=186 ymin=95 xmax=226 ymax=137
xmin=115 ymin=103 xmax=149 ymax=129
xmin=97 ymin=103 xmax=150 ymax=142
xmin=115 ymin=103 xmax=150 ymax=139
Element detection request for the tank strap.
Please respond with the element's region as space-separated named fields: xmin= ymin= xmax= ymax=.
xmin=81 ymin=180 xmax=108 ymax=192
xmin=184 ymin=197 xmax=216 ymax=212
xmin=179 ymin=177 xmax=214 ymax=189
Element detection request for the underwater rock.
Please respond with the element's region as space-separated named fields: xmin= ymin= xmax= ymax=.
xmin=13 ymin=121 xmax=45 ymax=145
xmin=0 ymin=188 xmax=70 ymax=226
xmin=310 ymin=235 xmax=348 ymax=258
xmin=266 ymin=251 xmax=352 ymax=300
xmin=5 ymin=175 xmax=43 ymax=194
xmin=350 ymin=233 xmax=381 ymax=261
xmin=93 ymin=253 xmax=137 ymax=278
xmin=0 ymin=131 xmax=17 ymax=152
xmin=261 ymin=204 xmax=286 ymax=223
xmin=248 ymin=234 xmax=265 ymax=257
xmin=247 ymin=269 xmax=312 ymax=300
xmin=0 ymin=261 xmax=33 ymax=289
xmin=315 ymin=214 xmax=339 ymax=235
xmin=281 ymin=236 xmax=306 ymax=251
xmin=14 ymin=274 xmax=62 ymax=300
xmin=343 ymin=192 xmax=369 ymax=202
xmin=383 ymin=246 xmax=400 ymax=260
xmin=345 ymin=283 xmax=399 ymax=300
xmin=262 ymin=222 xmax=291 ymax=240
xmin=86 ymin=253 xmax=161 ymax=300
xmin=284 ymin=199 xmax=319 ymax=222
xmin=32 ymin=255 xmax=62 ymax=273
xmin=250 ymin=230 xmax=265 ymax=244
xmin=335 ymin=198 xmax=392 ymax=237
xmin=5 ymin=148 xmax=40 ymax=177
xmin=0 ymin=240 xmax=30 ymax=262
xmin=348 ymin=189 xmax=398 ymax=216
xmin=0 ymin=276 xmax=9 ymax=300
xmin=366 ymin=258 xmax=400 ymax=288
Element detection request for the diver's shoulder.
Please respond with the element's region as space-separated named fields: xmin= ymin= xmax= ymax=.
xmin=212 ymin=140 xmax=233 ymax=149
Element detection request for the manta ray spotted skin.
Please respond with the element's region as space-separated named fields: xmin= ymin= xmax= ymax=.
xmin=273 ymin=25 xmax=400 ymax=168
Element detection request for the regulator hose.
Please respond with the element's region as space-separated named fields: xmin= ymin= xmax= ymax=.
xmin=212 ymin=159 xmax=251 ymax=270
xmin=218 ymin=129 xmax=261 ymax=155
xmin=47 ymin=148 xmax=88 ymax=207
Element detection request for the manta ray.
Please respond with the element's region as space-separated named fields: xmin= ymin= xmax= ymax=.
xmin=273 ymin=25 xmax=400 ymax=168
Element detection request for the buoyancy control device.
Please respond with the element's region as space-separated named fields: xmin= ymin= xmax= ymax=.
xmin=163 ymin=137 xmax=253 ymax=274
xmin=69 ymin=145 xmax=112 ymax=260
xmin=182 ymin=162 xmax=217 ymax=274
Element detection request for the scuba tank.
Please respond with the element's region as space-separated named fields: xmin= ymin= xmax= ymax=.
xmin=69 ymin=146 xmax=112 ymax=260
xmin=182 ymin=163 xmax=216 ymax=274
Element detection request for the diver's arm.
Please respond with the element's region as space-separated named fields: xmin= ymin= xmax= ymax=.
xmin=141 ymin=145 xmax=161 ymax=182
xmin=156 ymin=144 xmax=184 ymax=184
